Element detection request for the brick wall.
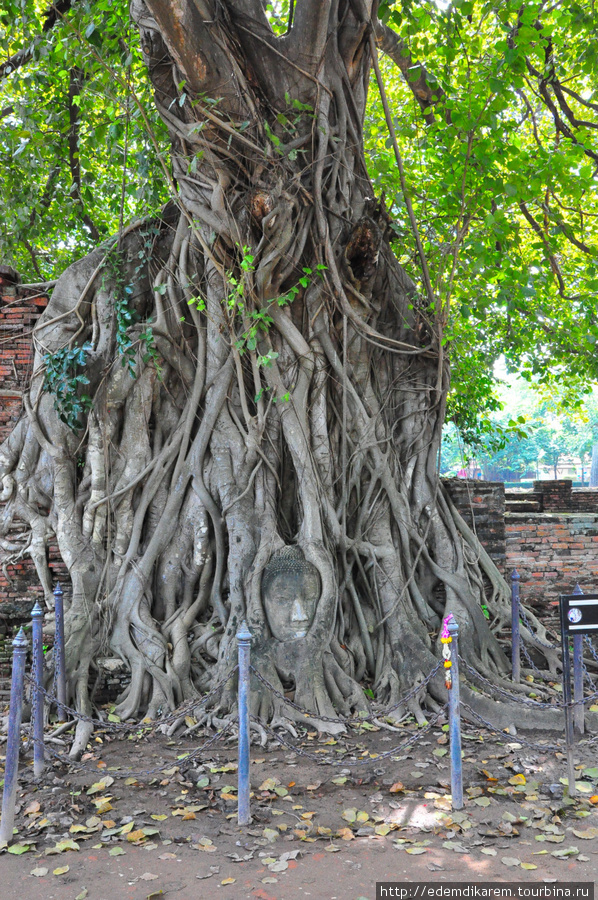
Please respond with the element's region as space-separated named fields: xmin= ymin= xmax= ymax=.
xmin=532 ymin=479 xmax=598 ymax=513
xmin=505 ymin=512 xmax=598 ymax=603
xmin=0 ymin=270 xmax=56 ymax=615
xmin=446 ymin=478 xmax=598 ymax=606
xmin=0 ymin=270 xmax=47 ymax=445
xmin=443 ymin=478 xmax=506 ymax=571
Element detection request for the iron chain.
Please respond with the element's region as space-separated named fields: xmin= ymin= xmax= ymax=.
xmin=250 ymin=706 xmax=448 ymax=768
xmin=459 ymin=701 xmax=565 ymax=753
xmin=518 ymin=605 xmax=556 ymax=650
xmin=23 ymin=666 xmax=238 ymax=735
xmin=250 ymin=661 xmax=442 ymax=726
xmin=26 ymin=719 xmax=236 ymax=779
xmin=459 ymin=656 xmax=562 ymax=708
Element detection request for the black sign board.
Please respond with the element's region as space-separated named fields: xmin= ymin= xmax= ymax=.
xmin=560 ymin=593 xmax=598 ymax=634
xmin=559 ymin=591 xmax=598 ymax=766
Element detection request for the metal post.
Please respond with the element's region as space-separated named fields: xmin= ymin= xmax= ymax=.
xmin=31 ymin=601 xmax=45 ymax=778
xmin=54 ymin=583 xmax=67 ymax=722
xmin=572 ymin=584 xmax=584 ymax=736
xmin=511 ymin=569 xmax=521 ymax=684
xmin=447 ymin=619 xmax=463 ymax=810
xmin=237 ymin=621 xmax=252 ymax=826
xmin=0 ymin=628 xmax=28 ymax=845
xmin=559 ymin=594 xmax=576 ymax=798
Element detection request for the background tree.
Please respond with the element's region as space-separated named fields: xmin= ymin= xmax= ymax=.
xmin=442 ymin=377 xmax=598 ymax=484
xmin=367 ymin=0 xmax=598 ymax=446
xmin=3 ymin=0 xmax=593 ymax=751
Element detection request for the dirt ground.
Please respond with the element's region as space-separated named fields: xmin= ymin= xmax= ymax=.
xmin=2 ymin=717 xmax=598 ymax=899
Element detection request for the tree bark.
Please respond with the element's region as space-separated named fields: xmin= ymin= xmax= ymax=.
xmin=0 ymin=0 xmax=558 ymax=743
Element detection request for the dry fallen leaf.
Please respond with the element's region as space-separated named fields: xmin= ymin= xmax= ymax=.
xmin=53 ymin=866 xmax=70 ymax=876
xmin=127 ymin=830 xmax=146 ymax=843
xmin=139 ymin=873 xmax=159 ymax=881
xmin=259 ymin=778 xmax=281 ymax=791
xmin=94 ymin=799 xmax=113 ymax=815
xmin=389 ymin=782 xmax=405 ymax=793
xmin=30 ymin=867 xmax=48 ymax=877
xmin=572 ymin=828 xmax=598 ymax=840
xmin=501 ymin=857 xmax=521 ymax=867
xmin=443 ymin=841 xmax=467 ymax=853
xmin=53 ymin=839 xmax=80 ymax=853
xmin=268 ymin=860 xmax=288 ymax=873
xmin=7 ymin=844 xmax=34 ymax=855
xmin=24 ymin=801 xmax=41 ymax=816
xmin=221 ymin=877 xmax=236 ymax=885
xmin=87 ymin=777 xmax=114 ymax=795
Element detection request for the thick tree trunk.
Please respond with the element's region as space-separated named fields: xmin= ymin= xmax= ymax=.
xmin=0 ymin=0 xmax=558 ymax=745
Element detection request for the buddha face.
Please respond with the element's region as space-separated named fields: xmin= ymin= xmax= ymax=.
xmin=262 ymin=552 xmax=320 ymax=642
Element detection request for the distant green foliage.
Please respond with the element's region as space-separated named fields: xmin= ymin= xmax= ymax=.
xmin=442 ymin=378 xmax=598 ymax=479
xmin=0 ymin=0 xmax=169 ymax=281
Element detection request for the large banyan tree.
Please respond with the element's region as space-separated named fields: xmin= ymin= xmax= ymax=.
xmin=0 ymin=0 xmax=560 ymax=754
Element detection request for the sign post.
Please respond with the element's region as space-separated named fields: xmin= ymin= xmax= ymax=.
xmin=559 ymin=590 xmax=598 ymax=798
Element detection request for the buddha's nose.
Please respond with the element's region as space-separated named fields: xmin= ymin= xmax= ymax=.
xmin=291 ymin=599 xmax=309 ymax=622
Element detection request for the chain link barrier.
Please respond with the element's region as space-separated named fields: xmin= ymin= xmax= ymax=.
xmin=519 ymin=637 xmax=554 ymax=682
xmin=585 ymin=634 xmax=598 ymax=665
xmin=250 ymin=705 xmax=448 ymax=768
xmin=22 ymin=667 xmax=238 ymax=736
xmin=26 ymin=719 xmax=236 ymax=780
xmin=249 ymin=661 xmax=442 ymax=726
xmin=459 ymin=701 xmax=565 ymax=753
xmin=518 ymin=604 xmax=556 ymax=650
xmin=458 ymin=656 xmax=563 ymax=708
xmin=459 ymin=655 xmax=598 ymax=710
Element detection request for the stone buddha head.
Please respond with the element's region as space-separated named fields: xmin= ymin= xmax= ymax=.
xmin=261 ymin=546 xmax=321 ymax=642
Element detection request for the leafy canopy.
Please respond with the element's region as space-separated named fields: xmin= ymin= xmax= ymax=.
xmin=368 ymin=0 xmax=598 ymax=439
xmin=2 ymin=0 xmax=598 ymax=446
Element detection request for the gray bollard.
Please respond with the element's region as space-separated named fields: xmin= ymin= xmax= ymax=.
xmin=511 ymin=569 xmax=521 ymax=683
xmin=31 ymin=600 xmax=45 ymax=778
xmin=237 ymin=621 xmax=252 ymax=826
xmin=0 ymin=628 xmax=28 ymax=845
xmin=447 ymin=618 xmax=463 ymax=810
xmin=54 ymin=583 xmax=67 ymax=722
xmin=572 ymin=584 xmax=584 ymax=735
